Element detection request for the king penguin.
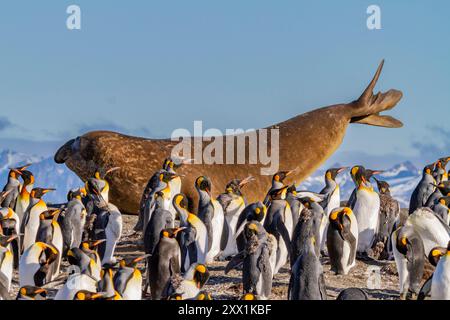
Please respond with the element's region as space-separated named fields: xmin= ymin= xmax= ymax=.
xmin=22 ymin=188 xmax=55 ymax=252
xmin=173 ymin=193 xmax=208 ymax=272
xmin=167 ymin=263 xmax=210 ymax=300
xmin=319 ymin=167 xmax=346 ymax=251
xmin=114 ymin=254 xmax=149 ymax=300
xmin=392 ymin=225 xmax=425 ymax=299
xmin=264 ymin=186 xmax=293 ymax=275
xmin=234 ymin=201 xmax=267 ymax=253
xmin=148 ymin=228 xmax=183 ymax=300
xmin=216 ymin=176 xmax=253 ymax=260
xmin=409 ymin=163 xmax=436 ymax=214
xmin=143 ymin=191 xmax=174 ymax=256
xmin=288 ymin=236 xmax=327 ymax=300
xmin=225 ymin=222 xmax=273 ymax=300
xmin=19 ymin=242 xmax=59 ymax=287
xmin=1 ymin=164 xmax=29 ymax=209
xmin=14 ymin=170 xmax=35 ymax=227
xmin=327 ymin=207 xmax=358 ymax=275
xmin=195 ymin=176 xmax=224 ymax=263
xmin=36 ymin=209 xmax=63 ymax=278
xmin=263 ymin=169 xmax=297 ymax=207
xmin=433 ymin=196 xmax=450 ymax=224
xmin=60 ymin=188 xmax=87 ymax=255
xmin=351 ymin=167 xmax=380 ymax=255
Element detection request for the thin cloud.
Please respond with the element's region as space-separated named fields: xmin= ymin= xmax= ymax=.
xmin=411 ymin=126 xmax=450 ymax=160
xmin=0 ymin=117 xmax=14 ymax=132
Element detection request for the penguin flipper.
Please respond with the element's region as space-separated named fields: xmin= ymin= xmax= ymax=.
xmin=318 ymin=273 xmax=327 ymax=300
xmin=0 ymin=272 xmax=10 ymax=300
xmin=220 ymin=218 xmax=229 ymax=251
xmin=339 ymin=215 xmax=357 ymax=266
xmin=225 ymin=251 xmax=245 ymax=274
xmin=418 ymin=276 xmax=433 ymax=300
xmin=276 ymin=216 xmax=292 ymax=257
xmin=347 ymin=189 xmax=357 ymax=209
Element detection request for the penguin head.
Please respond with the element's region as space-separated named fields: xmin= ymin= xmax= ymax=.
xmin=244 ymin=221 xmax=265 ymax=240
xmin=0 ymin=234 xmax=18 ymax=248
xmin=286 ymin=183 xmax=297 ymax=197
xmin=17 ymin=286 xmax=47 ymax=300
xmin=429 ymin=246 xmax=448 ymax=267
xmin=374 ymin=178 xmax=390 ymax=195
xmin=192 ymin=264 xmax=210 ymax=289
xmin=74 ymin=290 xmax=107 ymax=300
xmin=268 ymin=185 xmax=289 ymax=201
xmin=439 ymin=196 xmax=450 ymax=207
xmin=251 ymin=202 xmax=266 ymax=221
xmin=395 ymin=226 xmax=417 ymax=256
xmin=325 ymin=167 xmax=347 ymax=181
xmin=195 ymin=176 xmax=212 ymax=194
xmin=30 ymin=188 xmax=55 ymax=200
xmin=424 ymin=163 xmax=436 ymax=176
xmin=85 ymin=178 xmax=102 ymax=196
xmin=163 ymin=158 xmax=176 ymax=171
xmin=39 ymin=209 xmax=61 ymax=221
xmin=7 ymin=168 xmax=23 ymax=180
xmin=241 ymin=293 xmax=258 ymax=300
xmin=195 ymin=291 xmax=213 ymax=300
xmin=272 ymin=168 xmax=297 ymax=184
xmin=433 ymin=181 xmax=450 ymax=196
xmin=161 ymin=227 xmax=186 ymax=239
xmin=159 ymin=171 xmax=180 ymax=184
xmin=350 ymin=165 xmax=365 ymax=184
xmin=225 ymin=176 xmax=255 ymax=195
xmin=298 ymin=196 xmax=316 ymax=209
xmin=119 ymin=254 xmax=150 ymax=269
xmin=66 ymin=247 xmax=87 ymax=266
xmin=173 ymin=193 xmax=189 ymax=211
xmin=67 ymin=188 xmax=85 ymax=201
xmin=20 ymin=170 xmax=35 ymax=186
xmin=329 ymin=207 xmax=352 ymax=229
xmin=81 ymin=239 xmax=106 ymax=252
xmin=364 ymin=169 xmax=384 ymax=180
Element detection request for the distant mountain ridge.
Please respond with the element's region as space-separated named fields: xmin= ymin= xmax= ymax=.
xmin=0 ymin=148 xmax=420 ymax=207
xmin=0 ymin=149 xmax=82 ymax=203
xmin=299 ymin=161 xmax=421 ymax=208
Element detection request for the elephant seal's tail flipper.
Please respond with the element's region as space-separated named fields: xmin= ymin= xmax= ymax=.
xmin=350 ymin=59 xmax=404 ymax=128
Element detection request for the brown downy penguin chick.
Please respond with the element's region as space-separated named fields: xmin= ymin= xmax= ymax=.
xmin=373 ymin=178 xmax=400 ymax=260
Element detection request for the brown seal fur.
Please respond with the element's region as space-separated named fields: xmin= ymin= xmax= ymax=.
xmin=55 ymin=61 xmax=403 ymax=214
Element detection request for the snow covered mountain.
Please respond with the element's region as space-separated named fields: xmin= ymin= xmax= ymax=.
xmin=0 ymin=148 xmax=422 ymax=208
xmin=0 ymin=149 xmax=82 ymax=204
xmin=299 ymin=161 xmax=421 ymax=208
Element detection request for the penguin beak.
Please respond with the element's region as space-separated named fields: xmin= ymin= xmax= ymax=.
xmin=9 ymin=169 xmax=23 ymax=176
xmin=0 ymin=189 xmax=13 ymax=200
xmin=92 ymin=239 xmax=107 ymax=247
xmin=239 ymin=176 xmax=255 ymax=188
xmin=173 ymin=227 xmax=186 ymax=235
xmin=132 ymin=254 xmax=151 ymax=264
xmin=42 ymin=188 xmax=56 ymax=195
xmin=337 ymin=167 xmax=348 ymax=174
xmin=6 ymin=234 xmax=18 ymax=243
xmin=34 ymin=288 xmax=47 ymax=294
xmin=104 ymin=167 xmax=121 ymax=178
xmin=286 ymin=167 xmax=299 ymax=177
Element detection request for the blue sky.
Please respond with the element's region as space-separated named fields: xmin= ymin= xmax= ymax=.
xmin=0 ymin=1 xmax=449 ymax=164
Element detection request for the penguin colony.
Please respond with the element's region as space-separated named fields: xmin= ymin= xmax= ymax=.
xmin=1 ymin=156 xmax=450 ymax=300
